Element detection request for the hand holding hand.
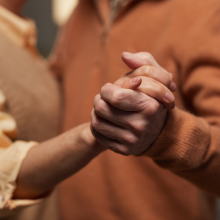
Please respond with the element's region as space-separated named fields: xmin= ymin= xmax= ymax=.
xmin=117 ymin=52 xmax=176 ymax=109
xmin=91 ymin=52 xmax=175 ymax=155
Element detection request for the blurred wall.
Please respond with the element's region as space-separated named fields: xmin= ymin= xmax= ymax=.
xmin=53 ymin=0 xmax=78 ymax=26
xmin=23 ymin=0 xmax=58 ymax=57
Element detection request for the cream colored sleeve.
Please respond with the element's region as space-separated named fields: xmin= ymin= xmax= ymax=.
xmin=0 ymin=141 xmax=39 ymax=210
xmin=0 ymin=90 xmax=41 ymax=212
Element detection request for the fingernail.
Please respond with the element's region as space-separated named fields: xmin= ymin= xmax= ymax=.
xmin=130 ymin=77 xmax=141 ymax=83
xmin=170 ymin=81 xmax=176 ymax=91
xmin=164 ymin=92 xmax=175 ymax=103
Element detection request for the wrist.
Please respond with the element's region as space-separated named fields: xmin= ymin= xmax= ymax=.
xmin=77 ymin=123 xmax=105 ymax=155
xmin=136 ymin=108 xmax=168 ymax=156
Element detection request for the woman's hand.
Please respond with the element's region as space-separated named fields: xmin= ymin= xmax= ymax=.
xmin=115 ymin=52 xmax=176 ymax=109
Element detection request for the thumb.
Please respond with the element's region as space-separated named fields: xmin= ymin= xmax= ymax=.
xmin=120 ymin=77 xmax=142 ymax=90
xmin=122 ymin=52 xmax=168 ymax=73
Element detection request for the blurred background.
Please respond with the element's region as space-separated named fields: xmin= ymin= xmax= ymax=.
xmin=22 ymin=0 xmax=220 ymax=219
xmin=23 ymin=0 xmax=56 ymax=57
xmin=23 ymin=0 xmax=77 ymax=57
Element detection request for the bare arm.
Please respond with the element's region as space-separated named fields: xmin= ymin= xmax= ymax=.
xmin=13 ymin=52 xmax=176 ymax=200
xmin=13 ymin=123 xmax=104 ymax=199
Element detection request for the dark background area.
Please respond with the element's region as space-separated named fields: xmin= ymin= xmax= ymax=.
xmin=22 ymin=0 xmax=220 ymax=219
xmin=23 ymin=0 xmax=58 ymax=57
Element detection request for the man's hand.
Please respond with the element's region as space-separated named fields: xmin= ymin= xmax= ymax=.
xmin=91 ymin=84 xmax=167 ymax=155
xmin=91 ymin=52 xmax=175 ymax=155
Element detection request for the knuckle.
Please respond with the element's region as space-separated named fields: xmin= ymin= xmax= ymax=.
xmin=112 ymin=89 xmax=124 ymax=105
xmin=94 ymin=94 xmax=100 ymax=107
xmin=136 ymin=98 xmax=151 ymax=111
xmin=94 ymin=94 xmax=100 ymax=100
xmin=94 ymin=99 xmax=106 ymax=115
xmin=142 ymin=65 xmax=152 ymax=76
xmin=150 ymin=98 xmax=160 ymax=111
xmin=148 ymin=100 xmax=160 ymax=116
xmin=125 ymin=116 xmax=146 ymax=133
xmin=101 ymin=83 xmax=111 ymax=93
xmin=143 ymin=99 xmax=160 ymax=117
xmin=103 ymin=82 xmax=111 ymax=88
xmin=131 ymin=120 xmax=146 ymax=133
xmin=91 ymin=116 xmax=99 ymax=130
xmin=143 ymin=52 xmax=153 ymax=61
xmin=123 ymin=133 xmax=138 ymax=145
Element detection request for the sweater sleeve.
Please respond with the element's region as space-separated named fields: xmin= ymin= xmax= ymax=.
xmin=143 ymin=1 xmax=220 ymax=197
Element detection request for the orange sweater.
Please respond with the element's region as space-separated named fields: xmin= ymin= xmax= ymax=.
xmin=50 ymin=0 xmax=220 ymax=219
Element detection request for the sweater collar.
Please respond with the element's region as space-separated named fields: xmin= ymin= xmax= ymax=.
xmin=94 ymin=0 xmax=134 ymax=24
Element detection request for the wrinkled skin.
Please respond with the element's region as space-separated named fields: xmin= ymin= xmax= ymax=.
xmin=91 ymin=52 xmax=176 ymax=156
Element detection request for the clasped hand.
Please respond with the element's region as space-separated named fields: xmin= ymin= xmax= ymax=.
xmin=91 ymin=52 xmax=176 ymax=156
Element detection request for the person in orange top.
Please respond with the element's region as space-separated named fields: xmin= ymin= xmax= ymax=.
xmin=50 ymin=0 xmax=220 ymax=219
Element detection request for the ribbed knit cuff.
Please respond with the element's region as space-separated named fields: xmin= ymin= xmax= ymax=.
xmin=143 ymin=108 xmax=210 ymax=171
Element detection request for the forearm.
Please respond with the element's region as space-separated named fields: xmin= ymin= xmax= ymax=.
xmin=143 ymin=108 xmax=220 ymax=196
xmin=13 ymin=123 xmax=104 ymax=199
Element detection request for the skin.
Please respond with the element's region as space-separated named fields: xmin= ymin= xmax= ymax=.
xmin=91 ymin=52 xmax=175 ymax=156
xmin=14 ymin=123 xmax=104 ymax=199
xmin=15 ymin=52 xmax=175 ymax=199
xmin=116 ymin=52 xmax=176 ymax=109
xmin=0 ymin=0 xmax=177 ymax=200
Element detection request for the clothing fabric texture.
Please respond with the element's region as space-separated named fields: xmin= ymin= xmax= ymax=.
xmin=0 ymin=5 xmax=38 ymax=56
xmin=0 ymin=6 xmax=62 ymax=220
xmin=0 ymin=84 xmax=38 ymax=211
xmin=50 ymin=0 xmax=220 ymax=219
